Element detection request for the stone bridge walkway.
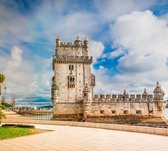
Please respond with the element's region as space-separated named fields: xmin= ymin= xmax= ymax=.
xmin=0 ymin=124 xmax=168 ymax=151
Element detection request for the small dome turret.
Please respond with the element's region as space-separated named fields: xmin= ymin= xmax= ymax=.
xmin=74 ymin=36 xmax=81 ymax=46
xmin=142 ymin=88 xmax=148 ymax=96
xmin=83 ymin=37 xmax=88 ymax=48
xmin=142 ymin=88 xmax=148 ymax=100
xmin=153 ymin=82 xmax=164 ymax=94
xmin=51 ymin=83 xmax=59 ymax=91
xmin=56 ymin=37 xmax=60 ymax=47
xmin=153 ymin=82 xmax=164 ymax=100
xmin=123 ymin=90 xmax=128 ymax=96
xmin=51 ymin=82 xmax=59 ymax=105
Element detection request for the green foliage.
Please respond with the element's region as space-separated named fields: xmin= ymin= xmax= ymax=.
xmin=0 ymin=104 xmax=6 ymax=109
xmin=1 ymin=102 xmax=12 ymax=108
xmin=0 ymin=109 xmax=6 ymax=120
xmin=0 ymin=126 xmax=33 ymax=140
xmin=2 ymin=124 xmax=35 ymax=128
xmin=0 ymin=104 xmax=6 ymax=124
xmin=0 ymin=73 xmax=5 ymax=83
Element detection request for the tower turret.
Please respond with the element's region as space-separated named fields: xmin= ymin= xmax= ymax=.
xmin=74 ymin=36 xmax=81 ymax=46
xmin=83 ymin=38 xmax=88 ymax=49
xmin=56 ymin=37 xmax=61 ymax=47
xmin=153 ymin=82 xmax=164 ymax=100
xmin=142 ymin=88 xmax=148 ymax=100
xmin=123 ymin=90 xmax=129 ymax=101
xmin=83 ymin=84 xmax=92 ymax=101
xmin=153 ymin=82 xmax=165 ymax=113
xmin=51 ymin=77 xmax=59 ymax=105
xmin=83 ymin=84 xmax=92 ymax=119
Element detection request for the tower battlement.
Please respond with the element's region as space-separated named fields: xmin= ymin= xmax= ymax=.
xmin=93 ymin=93 xmax=154 ymax=102
xmin=56 ymin=37 xmax=88 ymax=47
xmin=53 ymin=55 xmax=93 ymax=64
xmin=55 ymin=37 xmax=88 ymax=57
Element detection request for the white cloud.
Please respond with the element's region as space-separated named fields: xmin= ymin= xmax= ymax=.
xmin=32 ymin=57 xmax=53 ymax=97
xmin=88 ymin=40 xmax=104 ymax=63
xmin=111 ymin=10 xmax=168 ymax=73
xmin=94 ymin=0 xmax=155 ymax=21
xmin=0 ymin=46 xmax=53 ymax=99
xmin=1 ymin=0 xmax=167 ymax=99
xmin=33 ymin=11 xmax=101 ymax=43
xmin=0 ymin=46 xmax=34 ymax=97
xmin=93 ymin=10 xmax=168 ymax=96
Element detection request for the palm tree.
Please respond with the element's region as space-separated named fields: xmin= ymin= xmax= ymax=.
xmin=0 ymin=108 xmax=5 ymax=125
xmin=0 ymin=73 xmax=5 ymax=96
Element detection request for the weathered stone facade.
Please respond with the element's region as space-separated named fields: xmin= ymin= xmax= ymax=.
xmin=51 ymin=37 xmax=166 ymax=121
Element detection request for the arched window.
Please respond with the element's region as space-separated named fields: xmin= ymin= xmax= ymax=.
xmin=69 ymin=65 xmax=74 ymax=71
xmin=68 ymin=75 xmax=75 ymax=88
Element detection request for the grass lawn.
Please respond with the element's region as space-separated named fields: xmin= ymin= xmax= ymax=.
xmin=0 ymin=126 xmax=35 ymax=140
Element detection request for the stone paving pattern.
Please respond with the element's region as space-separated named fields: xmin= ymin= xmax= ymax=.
xmin=0 ymin=124 xmax=168 ymax=151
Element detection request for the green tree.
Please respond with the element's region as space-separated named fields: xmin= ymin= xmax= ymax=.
xmin=0 ymin=105 xmax=6 ymax=124
xmin=0 ymin=73 xmax=5 ymax=96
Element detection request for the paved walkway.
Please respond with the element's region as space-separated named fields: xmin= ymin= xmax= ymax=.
xmin=0 ymin=124 xmax=168 ymax=151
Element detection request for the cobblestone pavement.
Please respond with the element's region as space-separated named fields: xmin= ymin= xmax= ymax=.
xmin=0 ymin=124 xmax=168 ymax=151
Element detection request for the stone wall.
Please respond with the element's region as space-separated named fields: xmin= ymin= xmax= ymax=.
xmin=85 ymin=93 xmax=165 ymax=118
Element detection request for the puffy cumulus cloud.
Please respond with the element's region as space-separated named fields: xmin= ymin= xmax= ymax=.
xmin=0 ymin=0 xmax=102 ymax=48
xmin=31 ymin=57 xmax=53 ymax=97
xmin=8 ymin=47 xmax=22 ymax=68
xmin=111 ymin=10 xmax=168 ymax=72
xmin=0 ymin=46 xmax=53 ymax=99
xmin=88 ymin=40 xmax=104 ymax=63
xmin=94 ymin=0 xmax=155 ymax=21
xmin=95 ymin=10 xmax=168 ymax=95
xmin=93 ymin=66 xmax=160 ymax=95
xmin=0 ymin=46 xmax=34 ymax=97
xmin=93 ymin=66 xmax=116 ymax=93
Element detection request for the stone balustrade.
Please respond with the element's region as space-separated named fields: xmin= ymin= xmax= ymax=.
xmin=93 ymin=94 xmax=154 ymax=102
xmin=58 ymin=41 xmax=87 ymax=48
xmin=53 ymin=55 xmax=93 ymax=64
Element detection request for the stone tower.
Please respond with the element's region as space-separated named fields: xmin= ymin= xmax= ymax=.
xmin=51 ymin=37 xmax=95 ymax=120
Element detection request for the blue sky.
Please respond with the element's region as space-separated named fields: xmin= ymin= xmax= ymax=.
xmin=0 ymin=0 xmax=168 ymax=100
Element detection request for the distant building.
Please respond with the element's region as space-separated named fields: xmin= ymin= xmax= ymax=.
xmin=51 ymin=37 xmax=166 ymax=121
xmin=10 ymin=97 xmax=15 ymax=108
xmin=1 ymin=96 xmax=5 ymax=104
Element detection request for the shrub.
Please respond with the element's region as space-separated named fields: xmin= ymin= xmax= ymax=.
xmin=1 ymin=124 xmax=35 ymax=128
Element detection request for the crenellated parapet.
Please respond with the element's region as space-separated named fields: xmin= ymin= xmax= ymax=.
xmin=53 ymin=55 xmax=93 ymax=64
xmin=56 ymin=37 xmax=88 ymax=48
xmin=93 ymin=93 xmax=154 ymax=102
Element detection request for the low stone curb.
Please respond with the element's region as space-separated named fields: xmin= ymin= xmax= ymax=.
xmin=2 ymin=119 xmax=168 ymax=136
